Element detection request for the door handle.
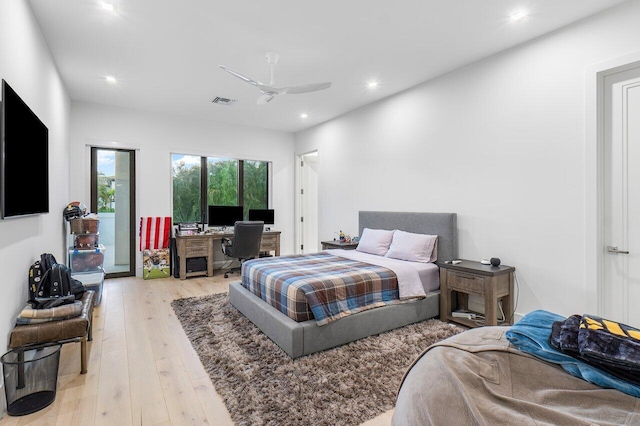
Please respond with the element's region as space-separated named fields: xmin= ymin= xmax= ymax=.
xmin=607 ymin=246 xmax=630 ymax=254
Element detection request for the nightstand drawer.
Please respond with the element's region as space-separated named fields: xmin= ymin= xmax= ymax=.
xmin=447 ymin=270 xmax=485 ymax=294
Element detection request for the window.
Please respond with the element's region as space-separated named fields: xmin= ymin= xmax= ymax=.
xmin=243 ymin=160 xmax=268 ymax=212
xmin=172 ymin=154 xmax=269 ymax=223
xmin=172 ymin=155 xmax=202 ymax=223
xmin=206 ymin=158 xmax=238 ymax=206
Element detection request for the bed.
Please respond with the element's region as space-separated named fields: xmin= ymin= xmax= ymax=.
xmin=228 ymin=211 xmax=457 ymax=358
xmin=392 ymin=311 xmax=640 ymax=425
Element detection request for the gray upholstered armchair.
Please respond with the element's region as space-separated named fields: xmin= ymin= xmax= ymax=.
xmin=221 ymin=221 xmax=264 ymax=278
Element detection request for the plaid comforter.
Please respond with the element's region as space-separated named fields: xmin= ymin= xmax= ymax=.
xmin=241 ymin=252 xmax=401 ymax=326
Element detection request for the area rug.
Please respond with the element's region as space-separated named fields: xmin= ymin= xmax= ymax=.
xmin=171 ymin=292 xmax=466 ymax=426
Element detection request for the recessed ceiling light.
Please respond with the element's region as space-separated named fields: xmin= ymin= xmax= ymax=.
xmin=105 ymin=75 xmax=117 ymax=84
xmin=300 ymin=113 xmax=308 ymax=119
xmin=368 ymin=81 xmax=379 ymax=88
xmin=509 ymin=10 xmax=528 ymax=22
xmin=101 ymin=2 xmax=116 ymax=12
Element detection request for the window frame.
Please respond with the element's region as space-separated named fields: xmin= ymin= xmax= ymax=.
xmin=171 ymin=154 xmax=270 ymax=225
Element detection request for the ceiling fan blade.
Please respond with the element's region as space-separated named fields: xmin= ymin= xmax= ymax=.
xmin=256 ymin=83 xmax=289 ymax=95
xmin=219 ymin=65 xmax=262 ymax=87
xmin=221 ymin=54 xmax=331 ymax=103
xmin=257 ymin=94 xmax=275 ymax=105
xmin=284 ymin=82 xmax=332 ymax=95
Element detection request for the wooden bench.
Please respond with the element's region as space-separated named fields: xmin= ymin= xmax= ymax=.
xmin=9 ymin=291 xmax=95 ymax=374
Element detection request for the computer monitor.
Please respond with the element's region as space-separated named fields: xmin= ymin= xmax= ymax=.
xmin=207 ymin=205 xmax=244 ymax=227
xmin=248 ymin=208 xmax=274 ymax=225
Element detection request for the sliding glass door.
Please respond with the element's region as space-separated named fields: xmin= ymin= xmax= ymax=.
xmin=91 ymin=148 xmax=136 ymax=278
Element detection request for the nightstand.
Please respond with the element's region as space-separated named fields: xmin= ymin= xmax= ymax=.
xmin=321 ymin=240 xmax=359 ymax=250
xmin=438 ymin=259 xmax=515 ymax=328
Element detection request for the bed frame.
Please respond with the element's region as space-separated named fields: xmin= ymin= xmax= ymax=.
xmin=228 ymin=211 xmax=458 ymax=358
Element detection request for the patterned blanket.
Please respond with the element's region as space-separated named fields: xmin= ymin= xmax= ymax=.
xmin=16 ymin=300 xmax=83 ymax=325
xmin=550 ymin=314 xmax=640 ymax=386
xmin=241 ymin=252 xmax=402 ymax=326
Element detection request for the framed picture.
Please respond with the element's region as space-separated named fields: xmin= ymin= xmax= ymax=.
xmin=143 ymin=248 xmax=171 ymax=279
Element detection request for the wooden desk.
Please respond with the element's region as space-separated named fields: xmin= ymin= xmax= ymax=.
xmin=175 ymin=231 xmax=281 ymax=280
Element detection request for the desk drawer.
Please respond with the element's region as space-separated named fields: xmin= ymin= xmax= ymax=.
xmin=185 ymin=240 xmax=209 ymax=256
xmin=260 ymin=235 xmax=277 ymax=251
xmin=447 ymin=270 xmax=484 ymax=294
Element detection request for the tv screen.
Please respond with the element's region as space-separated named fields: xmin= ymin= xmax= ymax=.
xmin=1 ymin=80 xmax=49 ymax=218
xmin=248 ymin=208 xmax=274 ymax=225
xmin=207 ymin=205 xmax=243 ymax=227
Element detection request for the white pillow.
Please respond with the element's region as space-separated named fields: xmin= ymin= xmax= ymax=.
xmin=384 ymin=230 xmax=438 ymax=263
xmin=355 ymin=228 xmax=395 ymax=256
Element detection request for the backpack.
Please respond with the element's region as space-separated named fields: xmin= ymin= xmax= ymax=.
xmin=28 ymin=257 xmax=47 ymax=302
xmin=28 ymin=253 xmax=85 ymax=309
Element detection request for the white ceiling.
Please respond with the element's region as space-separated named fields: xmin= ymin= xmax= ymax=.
xmin=28 ymin=0 xmax=627 ymax=133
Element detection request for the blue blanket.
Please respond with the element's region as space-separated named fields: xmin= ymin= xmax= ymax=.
xmin=505 ymin=310 xmax=640 ymax=398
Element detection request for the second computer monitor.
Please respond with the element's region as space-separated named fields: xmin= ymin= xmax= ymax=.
xmin=248 ymin=208 xmax=274 ymax=225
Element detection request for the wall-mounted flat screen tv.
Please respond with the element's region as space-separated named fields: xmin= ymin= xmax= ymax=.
xmin=248 ymin=208 xmax=274 ymax=225
xmin=1 ymin=79 xmax=49 ymax=218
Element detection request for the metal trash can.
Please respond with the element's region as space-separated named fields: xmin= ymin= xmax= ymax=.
xmin=1 ymin=343 xmax=62 ymax=416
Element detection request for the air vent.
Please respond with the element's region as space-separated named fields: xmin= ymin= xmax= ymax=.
xmin=212 ymin=96 xmax=237 ymax=106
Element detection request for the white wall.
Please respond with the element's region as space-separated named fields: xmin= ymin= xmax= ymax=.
xmin=0 ymin=1 xmax=71 ymax=354
xmin=296 ymin=1 xmax=640 ymax=319
xmin=69 ymin=102 xmax=296 ymax=276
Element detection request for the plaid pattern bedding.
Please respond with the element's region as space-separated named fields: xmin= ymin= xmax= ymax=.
xmin=241 ymin=252 xmax=401 ymax=326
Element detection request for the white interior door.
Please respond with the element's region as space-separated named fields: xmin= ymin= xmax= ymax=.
xmin=603 ymin=66 xmax=640 ymax=326
xmin=300 ymin=152 xmax=319 ymax=253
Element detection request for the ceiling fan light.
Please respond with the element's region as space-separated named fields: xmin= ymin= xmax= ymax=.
xmin=368 ymin=81 xmax=379 ymax=88
xmin=105 ymin=75 xmax=117 ymax=84
xmin=300 ymin=113 xmax=309 ymax=119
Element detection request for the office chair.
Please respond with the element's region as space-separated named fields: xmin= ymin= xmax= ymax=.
xmin=221 ymin=221 xmax=264 ymax=278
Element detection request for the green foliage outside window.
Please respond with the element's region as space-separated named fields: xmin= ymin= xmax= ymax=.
xmin=97 ymin=173 xmax=115 ymax=213
xmin=172 ymin=158 xmax=201 ymax=223
xmin=172 ymin=154 xmax=269 ymax=224
xmin=243 ymin=160 xmax=268 ymax=216
xmin=207 ymin=159 xmax=238 ymax=206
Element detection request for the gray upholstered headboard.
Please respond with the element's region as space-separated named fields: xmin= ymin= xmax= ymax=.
xmin=359 ymin=211 xmax=458 ymax=262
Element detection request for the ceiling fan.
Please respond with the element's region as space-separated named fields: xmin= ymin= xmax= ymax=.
xmin=219 ymin=52 xmax=332 ymax=105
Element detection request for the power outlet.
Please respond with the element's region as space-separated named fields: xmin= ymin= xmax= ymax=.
xmin=452 ymin=311 xmax=476 ymax=319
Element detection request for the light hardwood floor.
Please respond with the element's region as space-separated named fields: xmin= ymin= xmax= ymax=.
xmin=0 ymin=274 xmax=393 ymax=425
